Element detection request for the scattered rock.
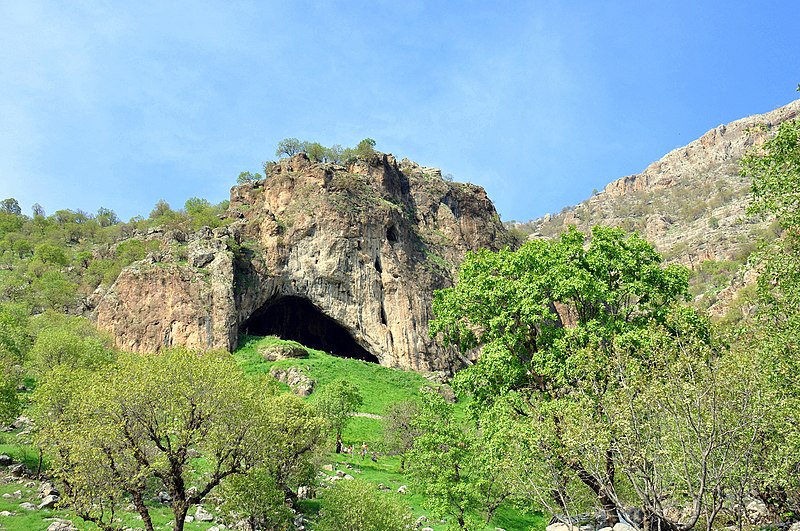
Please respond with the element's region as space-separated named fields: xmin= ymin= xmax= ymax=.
xmin=343 ymin=474 xmax=354 ymax=480
xmin=185 ymin=515 xmax=194 ymax=523
xmin=269 ymin=367 xmax=315 ymax=397
xmin=746 ymin=498 xmax=769 ymax=524
xmin=297 ymin=485 xmax=311 ymax=500
xmin=321 ymin=464 xmax=334 ymax=472
xmin=19 ymin=502 xmax=36 ymax=510
xmin=259 ymin=344 xmax=309 ymax=361
xmin=397 ymin=485 xmax=407 ymax=494
xmin=613 ymin=523 xmax=635 ymax=531
xmin=11 ymin=416 xmax=33 ymax=430
xmin=0 ymin=454 xmax=12 ymax=466
xmin=38 ymin=481 xmax=60 ymax=498
xmin=195 ymin=505 xmax=214 ymax=522
xmin=46 ymin=519 xmax=77 ymax=531
xmin=8 ymin=463 xmax=28 ymax=477
xmin=38 ymin=494 xmax=60 ymax=509
xmin=157 ymin=491 xmax=172 ymax=504
xmin=0 ymin=510 xmax=14 ymax=516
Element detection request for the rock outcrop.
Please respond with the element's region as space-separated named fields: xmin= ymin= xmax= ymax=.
xmin=527 ymin=99 xmax=800 ymax=267
xmin=94 ymin=152 xmax=512 ymax=371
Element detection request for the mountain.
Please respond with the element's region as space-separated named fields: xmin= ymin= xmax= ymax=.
xmin=94 ymin=153 xmax=512 ymax=372
xmin=514 ymin=99 xmax=800 ymax=313
xmin=521 ymin=99 xmax=800 ymax=267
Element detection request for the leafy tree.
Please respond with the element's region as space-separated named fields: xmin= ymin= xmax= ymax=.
xmin=236 ymin=171 xmax=263 ymax=184
xmin=95 ymin=207 xmax=119 ymax=227
xmin=382 ymin=399 xmax=420 ymax=471
xmin=33 ymin=243 xmax=68 ymax=266
xmin=34 ymin=348 xmax=278 ymax=531
xmin=406 ymin=390 xmax=515 ymax=529
xmin=313 ymin=378 xmax=363 ymax=453
xmin=316 ymin=478 xmax=414 ymax=531
xmin=431 ymin=226 xmax=689 ymax=525
xmin=31 ymin=202 xmax=45 ymax=217
xmin=32 ymin=271 xmax=78 ymax=311
xmin=739 ymin=114 xmax=800 ymax=515
xmin=220 ymin=467 xmax=294 ymax=531
xmin=276 ymin=137 xmax=303 ymax=157
xmin=26 ymin=314 xmax=115 ymax=377
xmin=355 ymin=138 xmax=376 ymax=159
xmin=0 ymin=198 xmax=21 ymax=216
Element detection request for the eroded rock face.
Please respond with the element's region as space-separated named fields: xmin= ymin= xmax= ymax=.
xmin=94 ymin=153 xmax=512 ymax=371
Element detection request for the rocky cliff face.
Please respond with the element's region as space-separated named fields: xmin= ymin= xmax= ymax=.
xmin=94 ymin=153 xmax=512 ymax=371
xmin=526 ymin=99 xmax=800 ymax=268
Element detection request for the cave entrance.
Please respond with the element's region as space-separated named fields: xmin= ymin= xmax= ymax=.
xmin=241 ymin=296 xmax=379 ymax=363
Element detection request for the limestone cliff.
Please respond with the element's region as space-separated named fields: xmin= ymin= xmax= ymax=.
xmin=94 ymin=153 xmax=512 ymax=371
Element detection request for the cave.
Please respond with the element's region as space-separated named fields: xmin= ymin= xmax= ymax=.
xmin=241 ymin=296 xmax=379 ymax=363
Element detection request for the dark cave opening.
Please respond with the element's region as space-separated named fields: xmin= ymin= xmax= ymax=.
xmin=241 ymin=296 xmax=379 ymax=363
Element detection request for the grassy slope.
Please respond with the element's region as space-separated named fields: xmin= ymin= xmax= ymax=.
xmin=235 ymin=335 xmax=546 ymax=531
xmin=0 ymin=335 xmax=544 ymax=530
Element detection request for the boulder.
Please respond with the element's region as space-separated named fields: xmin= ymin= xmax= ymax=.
xmin=259 ymin=344 xmax=309 ymax=361
xmin=195 ymin=505 xmax=214 ymax=522
xmin=0 ymin=454 xmax=12 ymax=466
xmin=38 ymin=495 xmax=60 ymax=509
xmin=270 ymin=367 xmax=315 ymax=397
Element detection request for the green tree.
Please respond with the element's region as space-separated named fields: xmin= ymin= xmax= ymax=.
xmin=236 ymin=171 xmax=263 ymax=184
xmin=34 ymin=348 xmax=277 ymax=531
xmin=0 ymin=198 xmax=21 ymax=216
xmin=381 ymin=400 xmax=420 ymax=471
xmin=406 ymin=390 xmax=514 ymax=529
xmin=220 ymin=467 xmax=294 ymax=531
xmin=431 ymin=226 xmax=689 ymax=525
xmin=313 ymin=378 xmax=363 ymax=453
xmin=303 ymin=141 xmax=328 ymax=162
xmin=276 ymin=137 xmax=303 ymax=157
xmin=316 ymin=479 xmax=414 ymax=531
xmin=355 ymin=138 xmax=376 ymax=159
xmin=95 ymin=207 xmax=119 ymax=227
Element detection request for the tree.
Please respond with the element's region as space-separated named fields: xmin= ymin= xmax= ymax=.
xmin=31 ymin=203 xmax=45 ymax=217
xmin=276 ymin=137 xmax=303 ymax=157
xmin=382 ymin=400 xmax=421 ymax=471
xmin=303 ymin=141 xmax=328 ymax=162
xmin=236 ymin=171 xmax=263 ymax=184
xmin=355 ymin=138 xmax=376 ymax=159
xmin=406 ymin=390 xmax=515 ymax=529
xmin=313 ymin=378 xmax=363 ymax=453
xmin=220 ymin=467 xmax=294 ymax=531
xmin=316 ymin=479 xmax=414 ymax=531
xmin=739 ymin=114 xmax=800 ymax=516
xmin=431 ymin=226 xmax=690 ymax=525
xmin=34 ymin=348 xmax=278 ymax=531
xmin=0 ymin=198 xmax=21 ymax=216
xmin=95 ymin=207 xmax=119 ymax=227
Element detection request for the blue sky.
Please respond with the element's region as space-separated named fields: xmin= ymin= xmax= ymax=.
xmin=1 ymin=1 xmax=798 ymax=222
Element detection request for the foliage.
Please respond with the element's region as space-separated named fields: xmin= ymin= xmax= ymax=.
xmin=220 ymin=467 xmax=294 ymax=531
xmin=33 ymin=348 xmax=281 ymax=531
xmin=406 ymin=390 xmax=515 ymax=529
xmin=274 ymin=138 xmax=379 ymax=164
xmin=236 ymin=170 xmax=263 ymax=184
xmin=313 ymin=378 xmax=363 ymax=453
xmin=316 ymin=478 xmax=414 ymax=531
xmin=382 ymin=400 xmax=420 ymax=471
xmin=431 ymin=226 xmax=690 ymax=524
xmin=0 ymin=198 xmax=21 ymax=216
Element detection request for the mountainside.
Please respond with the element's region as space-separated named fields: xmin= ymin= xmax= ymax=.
xmin=522 ymin=99 xmax=800 ymax=269
xmin=94 ymin=153 xmax=512 ymax=372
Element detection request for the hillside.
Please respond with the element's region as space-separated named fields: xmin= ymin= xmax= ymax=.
xmin=517 ymin=99 xmax=800 ymax=268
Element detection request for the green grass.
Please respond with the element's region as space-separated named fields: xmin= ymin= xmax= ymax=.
xmin=0 ymin=335 xmax=545 ymax=530
xmin=234 ymin=335 xmax=545 ymax=530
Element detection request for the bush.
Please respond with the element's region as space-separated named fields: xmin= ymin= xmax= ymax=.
xmin=317 ymin=479 xmax=414 ymax=531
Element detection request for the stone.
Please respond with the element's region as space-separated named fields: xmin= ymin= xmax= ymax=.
xmin=321 ymin=464 xmax=334 ymax=472
xmin=46 ymin=520 xmax=77 ymax=531
xmin=746 ymin=498 xmax=769 ymax=524
xmin=343 ymin=474 xmax=354 ymax=480
xmin=397 ymin=485 xmax=407 ymax=494
xmin=38 ymin=481 xmax=60 ymax=498
xmin=19 ymin=502 xmax=36 ymax=510
xmin=95 ymin=153 xmax=513 ymax=372
xmin=259 ymin=344 xmax=309 ymax=361
xmin=297 ymin=485 xmax=311 ymax=499
xmin=38 ymin=494 xmax=60 ymax=509
xmin=0 ymin=454 xmax=12 ymax=466
xmin=8 ymin=463 xmax=27 ymax=477
xmin=270 ymin=367 xmax=315 ymax=397
xmin=0 ymin=510 xmax=14 ymax=516
xmin=157 ymin=491 xmax=171 ymax=504
xmin=613 ymin=524 xmax=636 ymax=531
xmin=546 ymin=523 xmax=574 ymax=531
xmin=195 ymin=505 xmax=214 ymax=522
xmin=185 ymin=515 xmax=194 ymax=523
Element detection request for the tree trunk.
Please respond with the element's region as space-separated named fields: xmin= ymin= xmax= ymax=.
xmin=131 ymin=491 xmax=155 ymax=531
